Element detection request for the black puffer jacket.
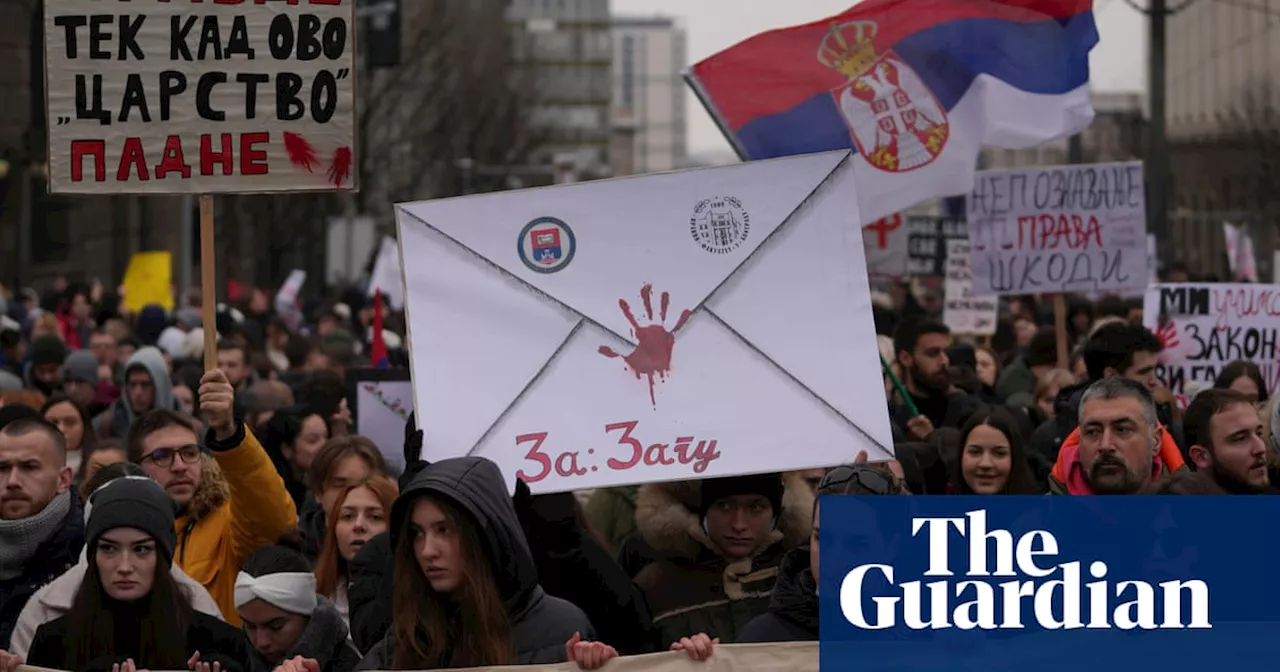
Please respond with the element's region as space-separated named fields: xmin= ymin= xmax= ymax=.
xmin=734 ymin=547 xmax=817 ymax=643
xmin=28 ymin=610 xmax=250 ymax=672
xmin=0 ymin=490 xmax=85 ymax=649
xmin=513 ymin=482 xmax=652 ymax=655
xmin=348 ymin=531 xmax=392 ymax=654
xmin=246 ymin=596 xmax=361 ymax=672
xmin=355 ymin=457 xmax=594 ymax=669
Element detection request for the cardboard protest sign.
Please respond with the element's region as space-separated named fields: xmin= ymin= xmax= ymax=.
xmin=367 ymin=236 xmax=405 ymax=310
xmin=862 ymin=214 xmax=968 ymax=278
xmin=861 ymin=214 xmax=908 ymax=278
xmin=907 ymin=214 xmax=967 ymax=276
xmin=943 ymin=239 xmax=997 ymax=335
xmin=348 ymin=368 xmax=411 ymax=475
xmin=1143 ymin=283 xmax=1280 ymax=406
xmin=396 ymin=151 xmax=894 ymax=493
xmin=967 ymin=161 xmax=1148 ymax=296
xmin=121 ymin=250 xmax=173 ymax=312
xmin=43 ymin=0 xmax=358 ymax=194
xmin=274 ymin=269 xmax=306 ymax=331
xmin=16 ymin=643 xmax=818 ymax=672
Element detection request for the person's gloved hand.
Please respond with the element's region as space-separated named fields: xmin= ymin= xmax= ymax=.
xmin=403 ymin=411 xmax=423 ymax=464
xmin=399 ymin=411 xmax=429 ymax=489
xmin=512 ymin=478 xmax=580 ymax=548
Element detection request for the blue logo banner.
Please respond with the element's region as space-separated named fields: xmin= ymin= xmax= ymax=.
xmin=819 ymin=496 xmax=1280 ymax=670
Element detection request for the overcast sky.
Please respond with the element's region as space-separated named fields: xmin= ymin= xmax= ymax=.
xmin=611 ymin=0 xmax=1147 ymax=158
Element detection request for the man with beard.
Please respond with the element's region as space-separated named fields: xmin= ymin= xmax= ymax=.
xmin=1182 ymin=389 xmax=1270 ymax=494
xmin=0 ymin=416 xmax=82 ymax=647
xmin=891 ymin=319 xmax=980 ymax=441
xmin=1032 ymin=321 xmax=1187 ymax=468
xmin=1049 ymin=377 xmax=1182 ymax=495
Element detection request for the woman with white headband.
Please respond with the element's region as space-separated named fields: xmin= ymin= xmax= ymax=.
xmin=235 ymin=544 xmax=362 ymax=672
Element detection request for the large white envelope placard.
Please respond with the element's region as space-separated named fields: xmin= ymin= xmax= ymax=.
xmin=395 ymin=151 xmax=893 ymax=493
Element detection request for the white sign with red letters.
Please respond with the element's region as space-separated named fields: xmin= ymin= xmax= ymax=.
xmin=396 ymin=151 xmax=894 ymax=493
xmin=43 ymin=0 xmax=357 ymax=194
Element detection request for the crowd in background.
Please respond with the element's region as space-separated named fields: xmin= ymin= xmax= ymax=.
xmin=0 ymin=272 xmax=1273 ymax=672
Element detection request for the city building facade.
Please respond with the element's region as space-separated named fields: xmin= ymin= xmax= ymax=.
xmin=612 ymin=16 xmax=688 ymax=174
xmin=507 ymin=0 xmax=613 ymax=180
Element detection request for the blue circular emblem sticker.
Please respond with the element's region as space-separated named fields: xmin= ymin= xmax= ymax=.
xmin=518 ymin=217 xmax=576 ymax=274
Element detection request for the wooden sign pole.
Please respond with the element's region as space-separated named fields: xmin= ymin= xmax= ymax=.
xmin=199 ymin=194 xmax=218 ymax=371
xmin=1052 ymin=293 xmax=1069 ymax=371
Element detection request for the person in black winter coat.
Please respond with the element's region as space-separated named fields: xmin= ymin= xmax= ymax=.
xmin=21 ymin=478 xmax=250 ymax=672
xmin=235 ymin=544 xmax=362 ymax=672
xmin=355 ymin=457 xmax=594 ymax=669
xmin=733 ymin=546 xmax=816 ymax=643
xmin=736 ymin=462 xmax=906 ymax=643
xmin=0 ymin=412 xmax=86 ymax=650
xmin=511 ymin=482 xmax=653 ymax=655
xmin=348 ymin=419 xmax=653 ymax=657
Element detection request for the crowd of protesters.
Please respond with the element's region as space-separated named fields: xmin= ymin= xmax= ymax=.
xmin=0 ymin=275 xmax=1273 ymax=672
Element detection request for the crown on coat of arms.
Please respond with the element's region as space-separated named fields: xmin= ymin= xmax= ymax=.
xmin=817 ymin=20 xmax=879 ymax=79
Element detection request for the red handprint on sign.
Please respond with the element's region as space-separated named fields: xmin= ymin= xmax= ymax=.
xmin=1158 ymin=321 xmax=1179 ymax=351
xmin=599 ymin=283 xmax=692 ymax=408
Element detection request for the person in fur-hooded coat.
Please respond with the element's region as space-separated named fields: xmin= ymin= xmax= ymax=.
xmin=632 ymin=472 xmax=812 ymax=650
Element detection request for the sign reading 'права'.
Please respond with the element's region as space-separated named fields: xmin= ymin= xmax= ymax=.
xmin=43 ymin=0 xmax=358 ymax=194
xmin=966 ymin=161 xmax=1147 ymax=296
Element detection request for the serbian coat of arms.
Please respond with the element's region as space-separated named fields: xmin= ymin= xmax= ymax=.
xmin=818 ymin=20 xmax=950 ymax=173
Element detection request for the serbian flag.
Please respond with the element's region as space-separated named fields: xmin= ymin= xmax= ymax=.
xmin=370 ymin=290 xmax=389 ymax=369
xmin=685 ymin=0 xmax=1097 ymax=222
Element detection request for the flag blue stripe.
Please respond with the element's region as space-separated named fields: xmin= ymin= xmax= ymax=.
xmin=734 ymin=13 xmax=1096 ymax=160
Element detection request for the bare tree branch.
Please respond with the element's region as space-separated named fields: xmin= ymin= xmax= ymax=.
xmin=223 ymin=0 xmax=542 ymax=291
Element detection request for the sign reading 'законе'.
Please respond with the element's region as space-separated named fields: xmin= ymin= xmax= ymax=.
xmin=43 ymin=0 xmax=358 ymax=194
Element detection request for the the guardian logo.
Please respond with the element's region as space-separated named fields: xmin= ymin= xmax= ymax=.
xmin=840 ymin=510 xmax=1211 ymax=631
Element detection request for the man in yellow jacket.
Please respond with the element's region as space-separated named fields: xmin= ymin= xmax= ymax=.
xmin=126 ymin=368 xmax=297 ymax=625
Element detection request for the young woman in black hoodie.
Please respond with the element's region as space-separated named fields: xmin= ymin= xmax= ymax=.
xmin=23 ymin=478 xmax=250 ymax=672
xmin=355 ymin=457 xmax=597 ymax=670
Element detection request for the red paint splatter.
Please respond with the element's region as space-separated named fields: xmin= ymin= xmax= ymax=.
xmin=327 ymin=146 xmax=353 ymax=188
xmin=599 ymin=283 xmax=692 ymax=407
xmin=283 ymin=132 xmax=319 ymax=172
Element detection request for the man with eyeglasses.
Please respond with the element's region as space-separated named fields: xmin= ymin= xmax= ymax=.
xmin=736 ymin=459 xmax=904 ymax=643
xmin=125 ymin=368 xmax=297 ymax=626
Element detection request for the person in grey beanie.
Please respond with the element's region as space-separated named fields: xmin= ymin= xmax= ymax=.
xmin=16 ymin=478 xmax=252 ymax=672
xmin=61 ymin=351 xmax=101 ymax=413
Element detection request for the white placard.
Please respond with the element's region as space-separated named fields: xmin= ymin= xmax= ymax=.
xmin=1143 ymin=283 xmax=1280 ymax=407
xmin=367 ymin=236 xmax=405 ymax=311
xmin=351 ymin=372 xmax=411 ymax=475
xmin=861 ymin=214 xmax=908 ymax=278
xmin=44 ymin=1 xmax=357 ymax=194
xmin=943 ymin=239 xmax=997 ymax=335
xmin=396 ymin=151 xmax=894 ymax=493
xmin=274 ymin=269 xmax=306 ymax=331
xmin=967 ymin=161 xmax=1148 ymax=296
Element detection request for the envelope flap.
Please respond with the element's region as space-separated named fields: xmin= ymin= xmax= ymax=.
xmin=397 ymin=151 xmax=850 ymax=344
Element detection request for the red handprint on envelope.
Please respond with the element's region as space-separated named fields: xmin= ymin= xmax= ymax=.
xmin=599 ymin=283 xmax=692 ymax=408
